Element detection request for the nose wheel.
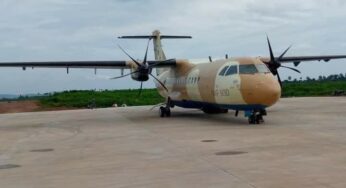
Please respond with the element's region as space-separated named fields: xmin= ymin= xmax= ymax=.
xmin=248 ymin=110 xmax=266 ymax=124
xmin=248 ymin=114 xmax=264 ymax=124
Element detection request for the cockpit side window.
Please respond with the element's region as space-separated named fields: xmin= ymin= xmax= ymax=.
xmin=218 ymin=66 xmax=229 ymax=76
xmin=239 ymin=64 xmax=258 ymax=74
xmin=225 ymin=65 xmax=237 ymax=76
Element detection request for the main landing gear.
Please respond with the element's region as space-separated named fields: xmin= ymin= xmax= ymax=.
xmin=247 ymin=109 xmax=266 ymax=125
xmin=159 ymin=106 xmax=171 ymax=117
xmin=159 ymin=98 xmax=173 ymax=118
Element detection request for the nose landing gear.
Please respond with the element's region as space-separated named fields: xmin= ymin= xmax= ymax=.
xmin=247 ymin=109 xmax=266 ymax=124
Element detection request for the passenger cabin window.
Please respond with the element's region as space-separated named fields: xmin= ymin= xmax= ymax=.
xmin=225 ymin=65 xmax=237 ymax=76
xmin=239 ymin=64 xmax=258 ymax=74
xmin=219 ymin=66 xmax=229 ymax=76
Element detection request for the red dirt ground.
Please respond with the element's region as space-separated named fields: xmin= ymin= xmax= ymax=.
xmin=0 ymin=100 xmax=41 ymax=114
xmin=0 ymin=100 xmax=75 ymax=114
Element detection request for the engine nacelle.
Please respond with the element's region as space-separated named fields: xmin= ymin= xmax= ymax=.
xmin=130 ymin=67 xmax=151 ymax=82
xmin=131 ymin=72 xmax=149 ymax=82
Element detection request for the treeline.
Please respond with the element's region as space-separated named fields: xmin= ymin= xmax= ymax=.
xmin=1 ymin=73 xmax=346 ymax=108
xmin=284 ymin=73 xmax=346 ymax=83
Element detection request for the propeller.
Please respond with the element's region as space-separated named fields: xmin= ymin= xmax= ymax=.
xmin=138 ymin=82 xmax=143 ymax=96
xmin=110 ymin=71 xmax=139 ymax=80
xmin=266 ymin=36 xmax=301 ymax=87
xmin=112 ymin=39 xmax=170 ymax=96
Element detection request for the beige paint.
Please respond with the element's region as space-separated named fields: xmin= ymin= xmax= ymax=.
xmin=186 ymin=68 xmax=202 ymax=101
xmin=214 ymin=61 xmax=245 ymax=105
xmin=151 ymin=30 xmax=280 ymax=108
xmin=157 ymin=58 xmax=281 ymax=108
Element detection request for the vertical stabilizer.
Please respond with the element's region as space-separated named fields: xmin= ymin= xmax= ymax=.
xmin=152 ymin=30 xmax=167 ymax=75
xmin=152 ymin=30 xmax=167 ymax=61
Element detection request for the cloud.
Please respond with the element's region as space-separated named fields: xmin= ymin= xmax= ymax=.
xmin=0 ymin=0 xmax=346 ymax=93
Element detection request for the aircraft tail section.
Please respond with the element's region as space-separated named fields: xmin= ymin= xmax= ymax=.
xmin=118 ymin=30 xmax=191 ymax=75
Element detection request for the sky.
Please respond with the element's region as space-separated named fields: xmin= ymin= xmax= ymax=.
xmin=1 ymin=0 xmax=346 ymax=94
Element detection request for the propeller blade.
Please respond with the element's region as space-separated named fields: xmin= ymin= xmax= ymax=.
xmin=117 ymin=44 xmax=142 ymax=67
xmin=138 ymin=82 xmax=143 ymax=96
xmin=278 ymin=45 xmax=292 ymax=60
xmin=110 ymin=70 xmax=139 ymax=80
xmin=149 ymin=73 xmax=168 ymax=92
xmin=277 ymin=72 xmax=283 ymax=88
xmin=266 ymin=36 xmax=275 ymax=62
xmin=281 ymin=65 xmax=301 ymax=73
xmin=143 ymin=39 xmax=151 ymax=65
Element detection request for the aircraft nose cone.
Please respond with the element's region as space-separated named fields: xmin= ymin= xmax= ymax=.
xmin=241 ymin=74 xmax=281 ymax=107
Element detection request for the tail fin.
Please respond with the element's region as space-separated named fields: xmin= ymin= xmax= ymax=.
xmin=119 ymin=30 xmax=191 ymax=75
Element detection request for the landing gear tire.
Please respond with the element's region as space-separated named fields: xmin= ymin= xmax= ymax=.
xmin=248 ymin=111 xmax=265 ymax=125
xmin=159 ymin=106 xmax=171 ymax=118
xmin=248 ymin=115 xmax=256 ymax=124
xmin=256 ymin=114 xmax=264 ymax=124
xmin=159 ymin=107 xmax=165 ymax=117
xmin=166 ymin=108 xmax=171 ymax=117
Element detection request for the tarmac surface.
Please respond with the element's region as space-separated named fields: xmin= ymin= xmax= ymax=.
xmin=1 ymin=97 xmax=346 ymax=188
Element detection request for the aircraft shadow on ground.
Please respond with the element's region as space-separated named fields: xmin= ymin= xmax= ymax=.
xmin=125 ymin=109 xmax=250 ymax=126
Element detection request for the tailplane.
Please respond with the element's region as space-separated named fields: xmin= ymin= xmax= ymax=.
xmin=118 ymin=30 xmax=191 ymax=75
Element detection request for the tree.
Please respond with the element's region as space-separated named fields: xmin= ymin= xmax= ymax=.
xmin=318 ymin=75 xmax=323 ymax=81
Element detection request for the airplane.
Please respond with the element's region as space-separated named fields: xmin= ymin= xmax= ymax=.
xmin=1 ymin=30 xmax=346 ymax=124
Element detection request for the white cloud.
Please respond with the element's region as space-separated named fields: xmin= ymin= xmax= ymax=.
xmin=0 ymin=0 xmax=346 ymax=93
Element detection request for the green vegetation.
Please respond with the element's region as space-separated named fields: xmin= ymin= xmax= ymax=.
xmin=282 ymin=81 xmax=346 ymax=97
xmin=2 ymin=73 xmax=346 ymax=109
xmin=39 ymin=80 xmax=346 ymax=108
xmin=282 ymin=73 xmax=346 ymax=97
xmin=39 ymin=89 xmax=164 ymax=108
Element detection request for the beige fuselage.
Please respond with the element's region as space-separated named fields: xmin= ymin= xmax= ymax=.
xmin=156 ymin=57 xmax=281 ymax=111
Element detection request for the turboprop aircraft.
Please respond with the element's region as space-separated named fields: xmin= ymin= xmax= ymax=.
xmin=1 ymin=30 xmax=346 ymax=124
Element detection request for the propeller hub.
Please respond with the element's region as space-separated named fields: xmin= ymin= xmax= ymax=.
xmin=266 ymin=36 xmax=300 ymax=87
xmin=114 ymin=39 xmax=169 ymax=94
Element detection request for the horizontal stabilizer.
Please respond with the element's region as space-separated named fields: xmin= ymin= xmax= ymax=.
xmin=118 ymin=35 xmax=192 ymax=39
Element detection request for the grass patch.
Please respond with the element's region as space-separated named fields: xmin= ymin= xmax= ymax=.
xmin=39 ymin=89 xmax=164 ymax=108
xmin=3 ymin=80 xmax=346 ymax=109
xmin=282 ymin=81 xmax=346 ymax=97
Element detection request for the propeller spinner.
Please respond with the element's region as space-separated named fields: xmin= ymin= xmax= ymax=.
xmin=266 ymin=37 xmax=301 ymax=87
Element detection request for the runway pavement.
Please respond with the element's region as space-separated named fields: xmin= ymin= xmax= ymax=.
xmin=1 ymin=97 xmax=346 ymax=188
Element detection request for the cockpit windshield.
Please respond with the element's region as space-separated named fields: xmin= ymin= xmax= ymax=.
xmin=239 ymin=64 xmax=258 ymax=74
xmin=218 ymin=63 xmax=271 ymax=76
xmin=239 ymin=64 xmax=270 ymax=74
xmin=255 ymin=64 xmax=271 ymax=73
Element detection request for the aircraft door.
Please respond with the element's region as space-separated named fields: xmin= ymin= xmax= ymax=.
xmin=215 ymin=63 xmax=245 ymax=105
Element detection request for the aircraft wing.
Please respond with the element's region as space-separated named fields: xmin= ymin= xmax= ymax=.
xmin=261 ymin=55 xmax=346 ymax=67
xmin=0 ymin=60 xmax=176 ymax=70
xmin=276 ymin=55 xmax=346 ymax=66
